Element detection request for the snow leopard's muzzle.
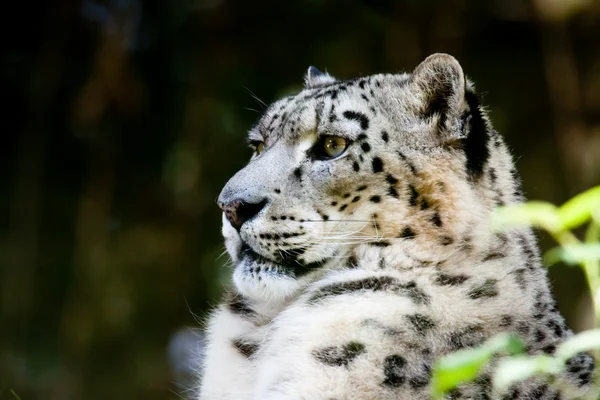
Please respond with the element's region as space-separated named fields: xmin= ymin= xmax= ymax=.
xmin=217 ymin=147 xmax=339 ymax=302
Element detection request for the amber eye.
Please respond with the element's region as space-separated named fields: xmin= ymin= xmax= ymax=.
xmin=255 ymin=142 xmax=265 ymax=155
xmin=322 ymin=136 xmax=348 ymax=158
xmin=250 ymin=141 xmax=265 ymax=156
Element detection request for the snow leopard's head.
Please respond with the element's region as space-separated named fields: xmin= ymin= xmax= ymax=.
xmin=218 ymin=54 xmax=520 ymax=303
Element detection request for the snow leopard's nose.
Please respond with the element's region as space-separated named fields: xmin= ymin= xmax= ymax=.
xmin=219 ymin=197 xmax=268 ymax=232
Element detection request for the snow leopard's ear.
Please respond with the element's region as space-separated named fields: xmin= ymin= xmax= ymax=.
xmin=410 ymin=53 xmax=467 ymax=136
xmin=304 ymin=66 xmax=336 ymax=88
xmin=412 ymin=54 xmax=490 ymax=178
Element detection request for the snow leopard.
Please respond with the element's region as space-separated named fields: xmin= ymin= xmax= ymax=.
xmin=197 ymin=54 xmax=596 ymax=400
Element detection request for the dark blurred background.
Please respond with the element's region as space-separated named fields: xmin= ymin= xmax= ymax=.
xmin=1 ymin=0 xmax=600 ymax=399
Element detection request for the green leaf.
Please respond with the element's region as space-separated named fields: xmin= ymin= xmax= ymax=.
xmin=493 ymin=330 xmax=600 ymax=393
xmin=494 ymin=355 xmax=561 ymax=392
xmin=544 ymin=244 xmax=600 ymax=266
xmin=491 ymin=202 xmax=560 ymax=232
xmin=431 ymin=348 xmax=489 ymax=397
xmin=431 ymin=334 xmax=524 ymax=398
xmin=555 ymin=329 xmax=600 ymax=361
xmin=557 ymin=186 xmax=600 ymax=230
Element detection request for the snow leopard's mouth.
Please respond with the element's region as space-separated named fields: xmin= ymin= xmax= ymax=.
xmin=239 ymin=243 xmax=330 ymax=279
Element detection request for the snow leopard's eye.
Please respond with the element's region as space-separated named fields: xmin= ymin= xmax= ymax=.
xmin=249 ymin=141 xmax=265 ymax=156
xmin=315 ymin=135 xmax=349 ymax=159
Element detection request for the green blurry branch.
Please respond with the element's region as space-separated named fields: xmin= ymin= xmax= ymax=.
xmin=431 ymin=186 xmax=600 ymax=398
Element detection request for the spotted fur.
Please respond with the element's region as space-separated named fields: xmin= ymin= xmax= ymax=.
xmin=198 ymin=55 xmax=596 ymax=400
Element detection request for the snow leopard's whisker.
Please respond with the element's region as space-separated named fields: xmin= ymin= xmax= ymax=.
xmin=293 ymin=219 xmax=379 ymax=223
xmin=276 ymin=246 xmax=332 ymax=263
xmin=291 ymin=228 xmax=370 ymax=244
xmin=170 ymin=385 xmax=191 ymax=400
xmin=323 ymin=220 xmax=372 ymax=236
xmin=323 ymin=228 xmax=371 ymax=234
xmin=322 ymin=228 xmax=381 ymax=241
xmin=319 ymin=239 xmax=378 ymax=244
xmin=278 ymin=243 xmax=329 ymax=260
xmin=317 ymin=238 xmax=379 ymax=245
xmin=288 ymin=239 xmax=375 ymax=260
xmin=297 ymin=235 xmax=377 ymax=246
xmin=319 ymin=232 xmax=377 ymax=240
xmin=243 ymin=86 xmax=268 ymax=108
xmin=317 ymin=226 xmax=381 ymax=243
xmin=216 ymin=246 xmax=229 ymax=261
xmin=316 ymin=233 xmax=375 ymax=240
xmin=371 ymin=213 xmax=380 ymax=239
xmin=320 ymin=227 xmax=372 ymax=237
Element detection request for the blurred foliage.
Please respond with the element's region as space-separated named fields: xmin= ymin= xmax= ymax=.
xmin=1 ymin=0 xmax=600 ymax=399
xmin=433 ymin=186 xmax=600 ymax=398
xmin=431 ymin=334 xmax=526 ymax=397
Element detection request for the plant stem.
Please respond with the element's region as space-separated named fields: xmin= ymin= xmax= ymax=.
xmin=550 ymin=227 xmax=600 ymax=328
xmin=584 ymin=220 xmax=600 ymax=328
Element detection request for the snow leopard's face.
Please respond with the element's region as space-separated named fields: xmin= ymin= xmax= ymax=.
xmin=219 ymin=54 xmax=496 ymax=303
